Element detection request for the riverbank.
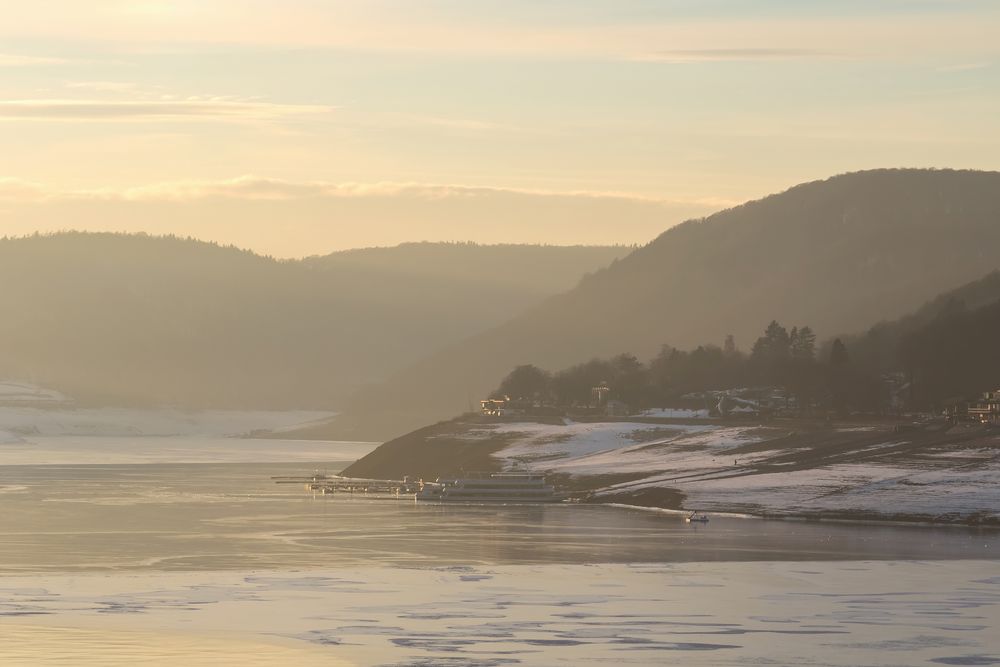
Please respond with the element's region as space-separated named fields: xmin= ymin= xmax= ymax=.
xmin=343 ymin=414 xmax=1000 ymax=526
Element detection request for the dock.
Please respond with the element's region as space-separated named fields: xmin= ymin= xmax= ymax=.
xmin=271 ymin=473 xmax=419 ymax=496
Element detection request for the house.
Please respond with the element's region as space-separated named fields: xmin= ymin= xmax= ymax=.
xmin=591 ymin=382 xmax=610 ymax=407
xmin=968 ymin=389 xmax=1000 ymax=425
xmin=480 ymin=398 xmax=507 ymax=417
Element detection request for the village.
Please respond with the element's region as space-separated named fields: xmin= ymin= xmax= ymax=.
xmin=480 ymin=382 xmax=1000 ymax=426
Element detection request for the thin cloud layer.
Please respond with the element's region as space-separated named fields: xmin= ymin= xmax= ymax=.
xmin=0 ymin=176 xmax=733 ymax=208
xmin=0 ymin=99 xmax=335 ymax=121
xmin=0 ymin=177 xmax=728 ymax=256
xmin=0 ymin=54 xmax=74 ymax=67
xmin=0 ymin=178 xmax=47 ymax=201
xmin=4 ymin=3 xmax=998 ymax=62
xmin=634 ymin=48 xmax=839 ymax=63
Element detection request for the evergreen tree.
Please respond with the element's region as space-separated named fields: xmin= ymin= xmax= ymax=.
xmin=829 ymin=338 xmax=849 ymax=367
xmin=791 ymin=326 xmax=817 ymax=360
xmin=752 ymin=321 xmax=791 ymax=361
xmin=609 ymin=353 xmax=648 ymax=408
xmin=828 ymin=338 xmax=850 ymax=417
xmin=723 ymin=334 xmax=737 ymax=356
xmin=496 ymin=364 xmax=551 ymax=400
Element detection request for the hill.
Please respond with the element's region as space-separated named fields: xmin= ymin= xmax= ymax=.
xmin=834 ymin=269 xmax=1000 ymax=370
xmin=334 ymin=168 xmax=1000 ymax=439
xmin=0 ymin=233 xmax=626 ymax=408
xmin=343 ymin=275 xmax=1000 ymax=525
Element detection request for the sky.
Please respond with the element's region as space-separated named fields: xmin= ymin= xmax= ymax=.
xmin=1 ymin=0 xmax=998 ymax=257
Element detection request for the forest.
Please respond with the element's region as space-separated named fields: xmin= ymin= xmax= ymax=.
xmin=492 ymin=295 xmax=1000 ymax=416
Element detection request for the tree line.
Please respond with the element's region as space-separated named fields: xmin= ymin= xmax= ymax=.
xmin=493 ymin=299 xmax=1000 ymax=416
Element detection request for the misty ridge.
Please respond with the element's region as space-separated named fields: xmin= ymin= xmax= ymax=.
xmin=0 ymin=233 xmax=627 ymax=408
xmin=336 ymin=168 xmax=1000 ymax=439
xmin=4 ymin=167 xmax=1000 ymax=436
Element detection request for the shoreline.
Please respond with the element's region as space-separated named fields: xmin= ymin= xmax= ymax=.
xmin=342 ymin=413 xmax=1000 ymax=527
xmin=601 ymin=501 xmax=1000 ymax=530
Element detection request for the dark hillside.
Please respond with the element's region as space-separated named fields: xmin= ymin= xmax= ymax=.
xmin=833 ymin=270 xmax=1000 ymax=374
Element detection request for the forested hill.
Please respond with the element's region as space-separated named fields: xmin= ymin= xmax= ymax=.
xmin=305 ymin=242 xmax=627 ymax=294
xmin=835 ymin=270 xmax=1000 ymax=370
xmin=839 ymin=269 xmax=1000 ymax=408
xmin=336 ymin=168 xmax=1000 ymax=439
xmin=0 ymin=233 xmax=626 ymax=408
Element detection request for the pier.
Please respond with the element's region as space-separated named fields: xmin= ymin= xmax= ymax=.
xmin=271 ymin=473 xmax=419 ymax=495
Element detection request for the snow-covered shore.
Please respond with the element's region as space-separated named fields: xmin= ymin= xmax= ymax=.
xmin=363 ymin=416 xmax=1000 ymax=524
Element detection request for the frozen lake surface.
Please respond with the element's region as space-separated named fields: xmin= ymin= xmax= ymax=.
xmin=2 ymin=562 xmax=999 ymax=666
xmin=0 ymin=433 xmax=998 ymax=665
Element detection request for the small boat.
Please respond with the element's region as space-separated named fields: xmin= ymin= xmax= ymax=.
xmin=416 ymin=471 xmax=561 ymax=503
xmin=685 ymin=511 xmax=710 ymax=523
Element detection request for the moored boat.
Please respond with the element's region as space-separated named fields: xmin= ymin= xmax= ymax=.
xmin=416 ymin=471 xmax=561 ymax=503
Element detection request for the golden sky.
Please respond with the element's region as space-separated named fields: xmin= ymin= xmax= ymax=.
xmin=1 ymin=1 xmax=998 ymax=256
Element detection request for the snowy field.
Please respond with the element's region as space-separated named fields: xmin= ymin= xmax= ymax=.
xmin=0 ymin=406 xmax=336 ymax=443
xmin=640 ymin=407 xmax=710 ymax=418
xmin=669 ymin=459 xmax=1000 ymax=521
xmin=0 ymin=381 xmax=70 ymax=405
xmin=483 ymin=420 xmax=772 ymax=475
xmin=475 ymin=419 xmax=1000 ymax=522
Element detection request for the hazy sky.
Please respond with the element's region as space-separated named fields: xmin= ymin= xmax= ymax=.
xmin=1 ymin=0 xmax=998 ymax=256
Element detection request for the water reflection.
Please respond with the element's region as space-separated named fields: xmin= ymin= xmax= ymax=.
xmin=0 ymin=461 xmax=995 ymax=573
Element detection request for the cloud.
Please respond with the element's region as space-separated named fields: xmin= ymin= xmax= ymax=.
xmin=4 ymin=3 xmax=999 ymax=62
xmin=934 ymin=62 xmax=990 ymax=72
xmin=0 ymin=53 xmax=123 ymax=67
xmin=0 ymin=178 xmax=48 ymax=201
xmin=112 ymin=177 xmax=735 ymax=208
xmin=373 ymin=112 xmax=514 ymax=132
xmin=633 ymin=48 xmax=838 ymax=63
xmin=65 ymin=81 xmax=140 ymax=92
xmin=0 ymin=99 xmax=336 ymax=121
xmin=0 ymin=175 xmax=735 ymax=209
xmin=0 ymin=54 xmax=74 ymax=67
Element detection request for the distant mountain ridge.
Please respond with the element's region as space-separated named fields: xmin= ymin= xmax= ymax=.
xmin=335 ymin=168 xmax=1000 ymax=439
xmin=0 ymin=233 xmax=627 ymax=408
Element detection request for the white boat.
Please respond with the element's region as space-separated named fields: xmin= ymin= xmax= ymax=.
xmin=416 ymin=471 xmax=561 ymax=503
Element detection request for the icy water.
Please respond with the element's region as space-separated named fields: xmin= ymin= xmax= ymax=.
xmin=1 ymin=436 xmax=999 ymax=665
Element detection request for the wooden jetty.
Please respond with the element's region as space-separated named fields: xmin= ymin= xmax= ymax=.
xmin=271 ymin=473 xmax=419 ymax=496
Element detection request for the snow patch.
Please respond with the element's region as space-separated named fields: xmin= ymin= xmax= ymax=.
xmin=641 ymin=408 xmax=710 ymax=419
xmin=0 ymin=381 xmax=70 ymax=405
xmin=476 ymin=418 xmax=1000 ymax=521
